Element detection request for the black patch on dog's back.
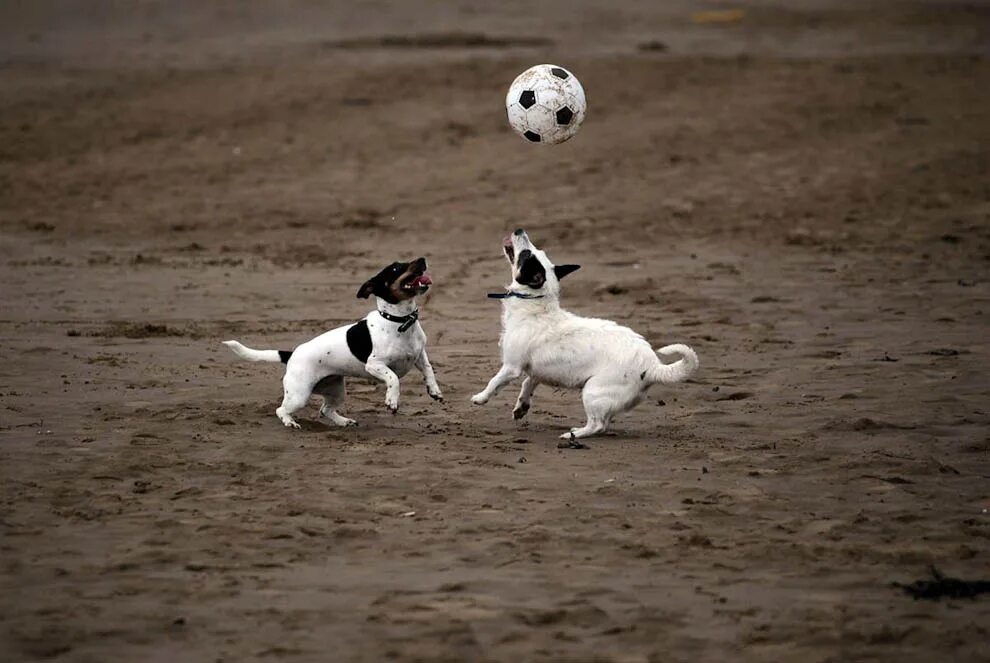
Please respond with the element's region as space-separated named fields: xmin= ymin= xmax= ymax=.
xmin=346 ymin=320 xmax=372 ymax=363
xmin=279 ymin=350 xmax=293 ymax=364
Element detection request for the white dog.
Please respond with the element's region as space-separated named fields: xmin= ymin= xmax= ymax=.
xmin=223 ymin=257 xmax=442 ymax=428
xmin=471 ymin=230 xmax=698 ymax=440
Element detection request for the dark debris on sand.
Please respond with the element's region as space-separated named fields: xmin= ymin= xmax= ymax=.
xmin=895 ymin=566 xmax=990 ymax=601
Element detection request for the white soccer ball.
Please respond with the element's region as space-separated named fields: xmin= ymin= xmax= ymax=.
xmin=505 ymin=64 xmax=587 ymax=145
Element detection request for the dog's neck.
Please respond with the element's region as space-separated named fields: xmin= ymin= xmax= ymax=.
xmin=501 ymin=290 xmax=561 ymax=316
xmin=376 ymin=297 xmax=418 ymax=318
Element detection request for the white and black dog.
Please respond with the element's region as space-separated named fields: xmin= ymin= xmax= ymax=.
xmin=471 ymin=230 xmax=699 ymax=440
xmin=223 ymin=257 xmax=442 ymax=428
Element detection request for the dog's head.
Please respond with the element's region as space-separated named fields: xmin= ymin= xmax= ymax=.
xmin=502 ymin=229 xmax=580 ymax=298
xmin=357 ymin=257 xmax=432 ymax=303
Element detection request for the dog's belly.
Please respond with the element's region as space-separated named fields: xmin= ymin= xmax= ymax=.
xmin=522 ymin=333 xmax=655 ymax=390
xmin=383 ymin=356 xmax=416 ymax=378
xmin=531 ymin=372 xmax=583 ymax=389
xmin=307 ymin=358 xmax=415 ymax=383
xmin=295 ymin=324 xmax=422 ymax=381
xmin=512 ymin=345 xmax=593 ymax=389
xmin=526 ymin=360 xmax=591 ymax=389
xmin=322 ymin=354 xmax=416 ymax=380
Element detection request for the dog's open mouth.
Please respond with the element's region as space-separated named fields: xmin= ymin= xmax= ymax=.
xmin=502 ymin=235 xmax=515 ymax=262
xmin=403 ymin=272 xmax=433 ymax=292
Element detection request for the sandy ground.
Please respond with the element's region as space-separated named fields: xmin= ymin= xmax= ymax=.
xmin=2 ymin=1 xmax=990 ymax=661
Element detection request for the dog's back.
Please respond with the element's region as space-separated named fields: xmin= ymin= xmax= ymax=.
xmin=506 ymin=305 xmax=696 ymax=390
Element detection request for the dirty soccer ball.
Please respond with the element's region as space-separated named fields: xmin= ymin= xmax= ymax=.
xmin=505 ymin=64 xmax=587 ymax=145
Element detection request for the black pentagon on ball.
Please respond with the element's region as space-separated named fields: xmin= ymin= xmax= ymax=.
xmin=550 ymin=67 xmax=569 ymax=79
xmin=555 ymin=106 xmax=574 ymax=125
xmin=523 ymin=130 xmax=541 ymax=143
xmin=518 ymin=90 xmax=536 ymax=109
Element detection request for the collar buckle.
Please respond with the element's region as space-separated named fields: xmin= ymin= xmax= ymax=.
xmin=378 ymin=309 xmax=418 ymax=332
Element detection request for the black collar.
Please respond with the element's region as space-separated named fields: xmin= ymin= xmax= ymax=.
xmin=378 ymin=308 xmax=419 ymax=332
xmin=487 ymin=291 xmax=545 ymax=300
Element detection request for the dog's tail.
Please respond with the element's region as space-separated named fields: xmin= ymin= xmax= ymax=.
xmin=650 ymin=344 xmax=699 ymax=384
xmin=222 ymin=340 xmax=292 ymax=364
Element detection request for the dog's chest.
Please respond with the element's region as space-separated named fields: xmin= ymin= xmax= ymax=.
xmin=368 ymin=321 xmax=423 ymax=376
xmin=500 ymin=313 xmax=560 ymax=360
xmin=501 ymin=312 xmax=596 ymax=389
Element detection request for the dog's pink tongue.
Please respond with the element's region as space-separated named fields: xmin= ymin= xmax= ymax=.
xmin=502 ymin=235 xmax=513 ymax=248
xmin=411 ymin=272 xmax=433 ymax=287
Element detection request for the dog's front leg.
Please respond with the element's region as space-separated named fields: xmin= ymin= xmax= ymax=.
xmin=414 ymin=350 xmax=443 ymax=402
xmin=513 ymin=376 xmax=539 ymax=420
xmin=365 ymin=360 xmax=401 ymax=413
xmin=471 ymin=365 xmax=521 ymax=405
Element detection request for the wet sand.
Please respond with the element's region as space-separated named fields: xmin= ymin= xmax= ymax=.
xmin=2 ymin=1 xmax=989 ymax=661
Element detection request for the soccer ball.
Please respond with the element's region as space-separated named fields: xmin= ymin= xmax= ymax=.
xmin=505 ymin=64 xmax=587 ymax=145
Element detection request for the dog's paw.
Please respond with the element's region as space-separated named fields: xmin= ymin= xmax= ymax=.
xmin=470 ymin=393 xmax=489 ymax=405
xmin=283 ymin=419 xmax=302 ymax=429
xmin=557 ymin=435 xmax=589 ymax=450
xmin=428 ymin=389 xmax=444 ymax=403
xmin=512 ymin=402 xmax=530 ymax=420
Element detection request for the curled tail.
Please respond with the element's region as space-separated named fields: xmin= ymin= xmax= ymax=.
xmin=222 ymin=340 xmax=292 ymax=364
xmin=650 ymin=343 xmax=699 ymax=384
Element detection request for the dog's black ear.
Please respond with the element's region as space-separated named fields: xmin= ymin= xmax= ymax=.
xmin=554 ymin=264 xmax=581 ymax=280
xmin=356 ymin=279 xmax=378 ymax=299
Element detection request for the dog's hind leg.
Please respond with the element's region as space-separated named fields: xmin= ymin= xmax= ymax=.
xmin=315 ymin=375 xmax=356 ymax=427
xmin=276 ymin=387 xmax=308 ymax=429
xmin=563 ymin=415 xmax=608 ymax=440
xmin=562 ymin=379 xmax=614 ymax=439
xmin=276 ymin=367 xmax=319 ymax=428
xmin=513 ymin=376 xmax=538 ymax=420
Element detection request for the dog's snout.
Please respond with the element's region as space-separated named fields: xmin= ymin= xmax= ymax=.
xmin=513 ymin=228 xmax=525 ymax=237
xmin=415 ymin=256 xmax=427 ymax=267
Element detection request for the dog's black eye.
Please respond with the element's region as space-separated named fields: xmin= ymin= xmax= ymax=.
xmin=515 ymin=253 xmax=547 ymax=289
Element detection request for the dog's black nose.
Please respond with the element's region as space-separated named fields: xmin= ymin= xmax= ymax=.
xmin=513 ymin=228 xmax=525 ymax=236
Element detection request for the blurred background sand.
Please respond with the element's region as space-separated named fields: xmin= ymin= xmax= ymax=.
xmin=2 ymin=2 xmax=989 ymax=661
